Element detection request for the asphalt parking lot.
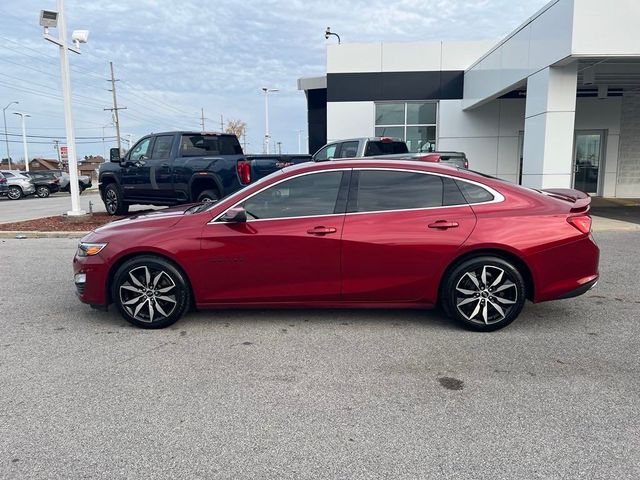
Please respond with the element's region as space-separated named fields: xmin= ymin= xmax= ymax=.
xmin=1 ymin=231 xmax=639 ymax=479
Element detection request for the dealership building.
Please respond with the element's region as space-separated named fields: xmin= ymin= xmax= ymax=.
xmin=298 ymin=0 xmax=640 ymax=197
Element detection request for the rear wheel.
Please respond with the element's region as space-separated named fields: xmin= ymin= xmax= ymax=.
xmin=104 ymin=183 xmax=129 ymax=215
xmin=197 ymin=189 xmax=220 ymax=203
xmin=442 ymin=256 xmax=526 ymax=332
xmin=112 ymin=256 xmax=191 ymax=329
xmin=7 ymin=186 xmax=22 ymax=200
xmin=36 ymin=185 xmax=51 ymax=198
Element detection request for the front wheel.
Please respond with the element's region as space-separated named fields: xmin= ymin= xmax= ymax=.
xmin=7 ymin=186 xmax=22 ymax=200
xmin=441 ymin=256 xmax=526 ymax=332
xmin=112 ymin=256 xmax=191 ymax=329
xmin=197 ymin=189 xmax=220 ymax=203
xmin=36 ymin=186 xmax=51 ymax=198
xmin=103 ymin=184 xmax=129 ymax=215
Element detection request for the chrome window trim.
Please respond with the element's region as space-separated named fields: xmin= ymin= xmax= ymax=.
xmin=209 ymin=166 xmax=504 ymax=225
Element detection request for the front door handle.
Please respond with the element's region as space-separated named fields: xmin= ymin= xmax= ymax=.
xmin=428 ymin=220 xmax=459 ymax=230
xmin=307 ymin=226 xmax=337 ymax=235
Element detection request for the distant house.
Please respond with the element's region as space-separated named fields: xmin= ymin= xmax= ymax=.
xmin=78 ymin=156 xmax=104 ymax=183
xmin=29 ymin=158 xmax=62 ymax=171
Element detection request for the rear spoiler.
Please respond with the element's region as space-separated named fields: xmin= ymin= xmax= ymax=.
xmin=541 ymin=188 xmax=591 ymax=213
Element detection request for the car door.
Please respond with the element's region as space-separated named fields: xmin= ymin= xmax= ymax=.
xmin=341 ymin=169 xmax=477 ymax=303
xmin=147 ymin=134 xmax=176 ymax=200
xmin=196 ymin=170 xmax=350 ymax=304
xmin=120 ymin=136 xmax=154 ymax=200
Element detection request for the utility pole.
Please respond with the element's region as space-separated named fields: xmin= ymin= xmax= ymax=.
xmin=220 ymin=114 xmax=224 ymax=132
xmin=13 ymin=112 xmax=30 ymax=171
xmin=242 ymin=132 xmax=247 ymax=152
xmin=3 ymin=101 xmax=18 ymax=168
xmin=200 ymin=108 xmax=207 ymax=132
xmin=277 ymin=141 xmax=282 ymax=155
xmin=104 ymin=61 xmax=126 ymax=153
xmin=54 ymin=139 xmax=62 ymax=168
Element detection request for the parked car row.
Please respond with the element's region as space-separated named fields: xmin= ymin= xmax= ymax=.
xmin=0 ymin=169 xmax=92 ymax=200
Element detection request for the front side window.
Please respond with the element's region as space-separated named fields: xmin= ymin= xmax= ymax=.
xmin=151 ymin=135 xmax=174 ymax=159
xmin=375 ymin=102 xmax=437 ymax=153
xmin=313 ymin=144 xmax=338 ymax=161
xmin=240 ymin=171 xmax=343 ymax=220
xmin=354 ymin=170 xmax=443 ymax=212
xmin=180 ymin=135 xmax=242 ymax=156
xmin=129 ymin=138 xmax=152 ymax=161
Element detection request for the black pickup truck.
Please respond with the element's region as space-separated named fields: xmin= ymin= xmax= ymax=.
xmin=100 ymin=131 xmax=311 ymax=215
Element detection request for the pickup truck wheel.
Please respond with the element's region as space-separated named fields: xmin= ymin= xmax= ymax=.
xmin=36 ymin=186 xmax=51 ymax=198
xmin=7 ymin=186 xmax=23 ymax=200
xmin=197 ymin=189 xmax=220 ymax=203
xmin=104 ymin=184 xmax=129 ymax=215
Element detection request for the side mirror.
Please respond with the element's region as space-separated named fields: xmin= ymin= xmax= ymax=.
xmin=109 ymin=147 xmax=121 ymax=163
xmin=220 ymin=206 xmax=247 ymax=223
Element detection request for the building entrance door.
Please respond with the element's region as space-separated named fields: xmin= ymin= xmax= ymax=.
xmin=573 ymin=131 xmax=605 ymax=195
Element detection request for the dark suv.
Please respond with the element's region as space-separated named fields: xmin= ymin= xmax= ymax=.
xmin=23 ymin=171 xmax=61 ymax=198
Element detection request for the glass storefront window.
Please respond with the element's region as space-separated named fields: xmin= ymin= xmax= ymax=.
xmin=375 ymin=102 xmax=437 ymax=152
xmin=375 ymin=103 xmax=405 ymax=125
xmin=406 ymin=126 xmax=437 ymax=153
xmin=407 ymin=103 xmax=436 ymax=125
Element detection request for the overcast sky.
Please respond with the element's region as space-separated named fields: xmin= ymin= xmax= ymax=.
xmin=0 ymin=0 xmax=549 ymax=160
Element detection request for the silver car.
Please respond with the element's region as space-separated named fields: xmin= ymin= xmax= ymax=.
xmin=0 ymin=170 xmax=36 ymax=200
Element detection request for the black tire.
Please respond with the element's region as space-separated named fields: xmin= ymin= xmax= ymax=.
xmin=36 ymin=185 xmax=51 ymax=198
xmin=79 ymin=182 xmax=86 ymax=195
xmin=196 ymin=189 xmax=220 ymax=203
xmin=103 ymin=183 xmax=129 ymax=215
xmin=7 ymin=186 xmax=22 ymax=200
xmin=112 ymin=255 xmax=191 ymax=329
xmin=441 ymin=256 xmax=526 ymax=332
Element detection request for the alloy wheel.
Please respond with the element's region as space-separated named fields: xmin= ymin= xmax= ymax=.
xmin=105 ymin=188 xmax=118 ymax=214
xmin=454 ymin=265 xmax=518 ymax=326
xmin=7 ymin=187 xmax=21 ymax=200
xmin=119 ymin=265 xmax=178 ymax=323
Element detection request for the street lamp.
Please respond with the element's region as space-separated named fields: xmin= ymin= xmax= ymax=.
xmin=40 ymin=2 xmax=89 ymax=216
xmin=13 ymin=112 xmax=30 ymax=172
xmin=261 ymin=87 xmax=278 ymax=154
xmin=3 ymin=101 xmax=18 ymax=169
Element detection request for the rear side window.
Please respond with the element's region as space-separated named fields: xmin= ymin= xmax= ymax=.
xmin=338 ymin=141 xmax=359 ymax=158
xmin=354 ymin=170 xmax=443 ymax=212
xmin=180 ymin=135 xmax=242 ymax=156
xmin=151 ymin=135 xmax=174 ymax=159
xmin=364 ymin=141 xmax=408 ymax=156
xmin=3 ymin=172 xmax=14 ymax=178
xmin=455 ymin=180 xmax=494 ymax=204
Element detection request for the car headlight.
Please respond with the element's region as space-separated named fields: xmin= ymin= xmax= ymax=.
xmin=77 ymin=242 xmax=108 ymax=257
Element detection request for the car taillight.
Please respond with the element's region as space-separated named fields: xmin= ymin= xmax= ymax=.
xmin=567 ymin=215 xmax=592 ymax=234
xmin=0 ymin=177 xmax=6 ymax=184
xmin=53 ymin=177 xmax=59 ymax=183
xmin=237 ymin=159 xmax=251 ymax=185
xmin=463 ymin=159 xmax=469 ymax=169
xmin=379 ymin=137 xmax=394 ymax=143
xmin=417 ymin=154 xmax=440 ymax=162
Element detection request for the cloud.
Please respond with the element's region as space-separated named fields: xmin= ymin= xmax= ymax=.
xmin=0 ymin=0 xmax=548 ymax=158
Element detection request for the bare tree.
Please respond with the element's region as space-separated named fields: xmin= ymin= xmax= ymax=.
xmin=225 ymin=119 xmax=247 ymax=139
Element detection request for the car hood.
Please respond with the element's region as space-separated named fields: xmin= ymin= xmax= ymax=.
xmin=93 ymin=204 xmax=199 ymax=234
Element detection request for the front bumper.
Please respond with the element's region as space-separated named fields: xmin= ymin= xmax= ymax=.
xmin=22 ymin=184 xmax=36 ymax=195
xmin=73 ymin=252 xmax=109 ymax=307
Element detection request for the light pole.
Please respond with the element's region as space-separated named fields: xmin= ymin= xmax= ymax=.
xmin=40 ymin=2 xmax=89 ymax=216
xmin=296 ymin=129 xmax=303 ymax=154
xmin=13 ymin=112 xmax=30 ymax=171
xmin=262 ymin=87 xmax=278 ymax=154
xmin=3 ymin=101 xmax=18 ymax=169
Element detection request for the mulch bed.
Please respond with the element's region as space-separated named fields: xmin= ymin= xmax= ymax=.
xmin=0 ymin=213 xmax=126 ymax=231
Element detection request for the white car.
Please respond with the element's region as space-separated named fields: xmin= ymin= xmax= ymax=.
xmin=0 ymin=170 xmax=36 ymax=200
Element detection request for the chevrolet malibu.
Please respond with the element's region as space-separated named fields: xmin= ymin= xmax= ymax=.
xmin=74 ymin=159 xmax=599 ymax=332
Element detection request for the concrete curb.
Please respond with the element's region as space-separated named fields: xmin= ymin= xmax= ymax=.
xmin=0 ymin=231 xmax=88 ymax=239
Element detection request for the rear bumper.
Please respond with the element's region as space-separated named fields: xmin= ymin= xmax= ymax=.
xmin=529 ymin=234 xmax=600 ymax=303
xmin=557 ymin=276 xmax=598 ymax=299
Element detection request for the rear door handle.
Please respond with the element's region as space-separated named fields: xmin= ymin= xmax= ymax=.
xmin=307 ymin=226 xmax=337 ymax=235
xmin=428 ymin=220 xmax=459 ymax=230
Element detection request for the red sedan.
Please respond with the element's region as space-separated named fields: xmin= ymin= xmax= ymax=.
xmin=74 ymin=159 xmax=599 ymax=331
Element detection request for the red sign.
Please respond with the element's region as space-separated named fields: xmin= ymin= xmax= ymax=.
xmin=60 ymin=145 xmax=68 ymax=160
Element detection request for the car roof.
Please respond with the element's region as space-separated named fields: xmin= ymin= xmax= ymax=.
xmin=283 ymin=158 xmax=467 ymax=177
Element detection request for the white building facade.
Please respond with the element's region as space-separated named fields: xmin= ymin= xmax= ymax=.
xmin=298 ymin=0 xmax=640 ymax=197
